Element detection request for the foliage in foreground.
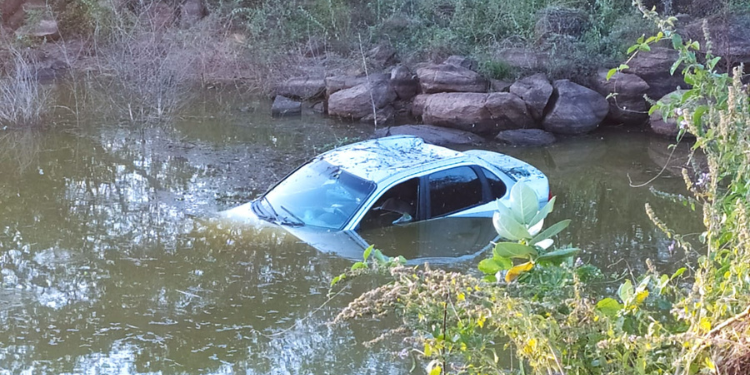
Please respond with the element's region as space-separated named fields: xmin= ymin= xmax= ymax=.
xmin=332 ymin=4 xmax=750 ymax=374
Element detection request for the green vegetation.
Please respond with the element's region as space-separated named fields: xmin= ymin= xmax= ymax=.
xmin=332 ymin=4 xmax=750 ymax=374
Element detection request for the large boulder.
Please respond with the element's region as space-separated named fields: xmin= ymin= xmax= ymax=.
xmin=411 ymin=94 xmax=430 ymax=118
xmin=275 ymin=77 xmax=325 ymax=100
xmin=416 ymin=63 xmax=488 ymax=93
xmin=589 ymin=69 xmax=650 ymax=126
xmin=509 ymin=73 xmax=553 ymax=121
xmin=390 ymin=65 xmax=418 ymax=101
xmin=542 ymin=80 xmax=609 ymax=134
xmin=496 ymin=129 xmax=556 ymax=146
xmin=325 ymin=74 xmax=387 ymax=98
xmin=271 ymin=96 xmax=301 ymax=117
xmin=373 ymin=124 xmax=483 ymax=146
xmin=684 ymin=14 xmax=750 ymax=68
xmin=328 ymin=78 xmax=397 ymax=120
xmin=421 ymin=92 xmax=535 ymax=136
xmin=625 ymin=47 xmax=687 ymax=99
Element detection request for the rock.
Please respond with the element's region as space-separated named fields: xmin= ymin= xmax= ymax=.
xmin=649 ymin=91 xmax=685 ymax=137
xmin=272 ymin=96 xmax=301 ymax=117
xmin=490 ymin=79 xmax=512 ymax=92
xmin=366 ymin=43 xmax=397 ymax=69
xmin=390 ymin=65 xmax=418 ymax=101
xmin=493 ymin=47 xmax=549 ymax=71
xmin=15 ymin=17 xmax=58 ymax=39
xmin=542 ymin=80 xmax=609 ymax=134
xmin=180 ymin=0 xmax=206 ymax=28
xmin=444 ymin=55 xmax=478 ymax=71
xmin=325 ymin=74 xmax=386 ymax=98
xmin=361 ymin=105 xmax=395 ymax=125
xmin=275 ymin=77 xmax=325 ymax=100
xmin=416 ymin=63 xmax=488 ymax=94
xmin=411 ymin=94 xmax=429 ymax=118
xmin=684 ymin=14 xmax=750 ymax=68
xmin=496 ymin=129 xmax=556 ymax=146
xmin=373 ymin=124 xmax=483 ymax=146
xmin=422 ymin=92 xmax=535 ymax=136
xmin=625 ymin=47 xmax=687 ymax=99
xmin=535 ymin=7 xmax=589 ymax=40
xmin=509 ymin=73 xmax=553 ymax=121
xmin=590 ymin=69 xmax=650 ymax=126
xmin=328 ymin=78 xmax=397 ymax=120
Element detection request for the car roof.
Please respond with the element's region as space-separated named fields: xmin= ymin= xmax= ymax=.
xmin=320 ymin=136 xmax=467 ymax=184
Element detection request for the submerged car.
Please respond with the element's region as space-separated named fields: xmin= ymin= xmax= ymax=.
xmin=221 ymin=135 xmax=549 ymax=259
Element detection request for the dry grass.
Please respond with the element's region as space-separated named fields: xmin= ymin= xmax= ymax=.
xmin=0 ymin=48 xmax=51 ymax=128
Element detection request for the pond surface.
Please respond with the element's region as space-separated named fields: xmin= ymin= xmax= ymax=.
xmin=0 ymin=84 xmax=702 ymax=374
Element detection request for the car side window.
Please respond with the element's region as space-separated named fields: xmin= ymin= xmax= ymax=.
xmin=481 ymin=167 xmax=507 ymax=199
xmin=429 ymin=167 xmax=482 ymax=218
xmin=359 ymin=178 xmax=420 ymax=229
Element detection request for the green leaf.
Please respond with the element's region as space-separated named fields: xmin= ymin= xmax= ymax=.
xmin=510 ymin=182 xmax=540 ymax=224
xmin=671 ymin=33 xmax=683 ymax=49
xmin=670 ymin=59 xmax=681 ymax=75
xmin=708 ymin=56 xmax=721 ymax=70
xmin=530 ymin=219 xmax=571 ymax=245
xmin=671 ymin=267 xmax=686 ymax=280
xmin=492 ymin=210 xmax=531 ymax=241
xmin=492 ymin=255 xmax=513 ymax=269
xmin=618 ymin=280 xmax=634 ymax=303
xmin=536 ymin=247 xmax=580 ymax=264
xmin=478 ymin=258 xmax=511 ymax=275
xmin=638 ymin=43 xmax=651 ymax=52
xmin=494 ymin=242 xmax=537 ymax=259
xmin=330 ymin=273 xmax=346 ymax=287
xmin=529 ymin=196 xmax=555 ymax=228
xmin=693 ymin=105 xmax=708 ymax=127
xmin=351 ymin=262 xmax=367 ymax=271
xmin=363 ymin=245 xmax=373 ymax=262
xmin=596 ymin=298 xmax=623 ymax=318
xmin=606 ymin=68 xmax=617 ymax=81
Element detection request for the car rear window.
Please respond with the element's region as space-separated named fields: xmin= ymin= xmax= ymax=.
xmin=429 ymin=166 xmax=483 ymax=217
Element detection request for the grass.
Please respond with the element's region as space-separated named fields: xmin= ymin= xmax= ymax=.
xmin=0 ymin=47 xmax=50 ymax=128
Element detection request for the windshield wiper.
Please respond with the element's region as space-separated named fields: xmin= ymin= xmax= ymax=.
xmin=258 ymin=196 xmax=279 ymax=221
xmin=278 ymin=205 xmax=305 ymax=227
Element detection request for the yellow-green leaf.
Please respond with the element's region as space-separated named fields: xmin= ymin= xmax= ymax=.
xmin=424 ymin=342 xmax=433 ymax=357
xmin=505 ymin=261 xmax=534 ymax=283
xmin=429 ymin=366 xmax=442 ymax=375
xmin=635 ymin=290 xmax=649 ymax=305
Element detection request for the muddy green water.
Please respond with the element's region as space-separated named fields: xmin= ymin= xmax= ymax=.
xmin=0 ymin=85 xmax=702 ymax=374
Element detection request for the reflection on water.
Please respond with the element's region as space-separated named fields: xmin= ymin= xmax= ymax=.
xmin=0 ymin=84 xmax=702 ymax=373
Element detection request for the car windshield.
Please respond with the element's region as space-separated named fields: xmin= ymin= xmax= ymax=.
xmin=263 ymin=159 xmax=376 ymax=229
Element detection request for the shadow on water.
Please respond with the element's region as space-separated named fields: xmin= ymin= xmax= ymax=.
xmin=0 ymin=84 xmax=703 ymax=373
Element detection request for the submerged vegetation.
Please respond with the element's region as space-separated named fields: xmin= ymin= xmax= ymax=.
xmin=332 ymin=4 xmax=750 ymax=375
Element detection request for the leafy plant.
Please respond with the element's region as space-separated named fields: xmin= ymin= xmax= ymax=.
xmin=479 ymin=182 xmax=579 ymax=283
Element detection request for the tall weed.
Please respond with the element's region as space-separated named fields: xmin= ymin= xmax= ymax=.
xmin=0 ymin=49 xmax=50 ymax=127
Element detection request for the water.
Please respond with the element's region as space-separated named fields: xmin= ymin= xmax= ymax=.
xmin=0 ymin=84 xmax=702 ymax=374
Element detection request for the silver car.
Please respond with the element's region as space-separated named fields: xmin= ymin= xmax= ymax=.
xmin=221 ymin=135 xmax=549 ymax=259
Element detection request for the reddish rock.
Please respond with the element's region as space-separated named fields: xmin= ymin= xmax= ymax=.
xmin=328 ymin=78 xmax=396 ymax=120
xmin=416 ymin=63 xmax=488 ymax=94
xmin=510 ymin=73 xmax=553 ymax=121
xmin=590 ymin=69 xmax=650 ymax=125
xmin=421 ymin=92 xmax=535 ymax=136
xmin=625 ymin=47 xmax=687 ymax=99
xmin=542 ymin=80 xmax=609 ymax=135
xmin=275 ymin=77 xmax=325 ymax=100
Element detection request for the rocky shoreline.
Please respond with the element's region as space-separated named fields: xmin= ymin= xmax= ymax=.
xmin=271 ymin=11 xmax=750 ymax=146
